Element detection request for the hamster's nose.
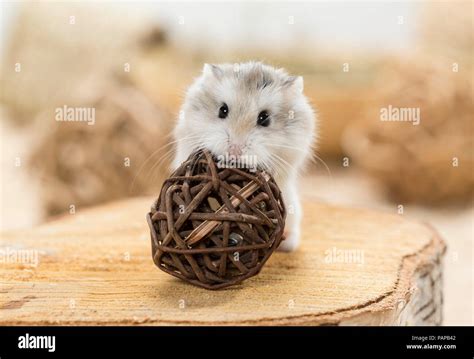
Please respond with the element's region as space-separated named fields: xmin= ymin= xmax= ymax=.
xmin=228 ymin=144 xmax=243 ymax=156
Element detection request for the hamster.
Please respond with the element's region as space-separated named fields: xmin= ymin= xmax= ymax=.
xmin=172 ymin=62 xmax=316 ymax=252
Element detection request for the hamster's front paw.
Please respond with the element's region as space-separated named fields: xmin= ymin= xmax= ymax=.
xmin=277 ymin=229 xmax=300 ymax=252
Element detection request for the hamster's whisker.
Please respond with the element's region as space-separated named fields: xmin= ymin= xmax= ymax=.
xmin=130 ymin=134 xmax=202 ymax=193
xmin=263 ymin=142 xmax=316 ymax=164
xmin=269 ymin=155 xmax=292 ymax=177
xmin=264 ymin=143 xmax=309 ymax=153
xmin=149 ymin=137 xmax=203 ymax=176
xmin=267 ymin=151 xmax=296 ymax=172
xmin=264 ymin=143 xmax=319 ymax=166
xmin=310 ymin=152 xmax=333 ymax=180
xmin=143 ymin=148 xmax=176 ymax=190
xmin=264 ymin=143 xmax=332 ymax=179
xmin=262 ymin=155 xmax=289 ymax=178
xmin=141 ymin=136 xmax=203 ymax=190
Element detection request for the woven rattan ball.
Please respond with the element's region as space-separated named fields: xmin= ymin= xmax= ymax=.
xmin=147 ymin=150 xmax=286 ymax=289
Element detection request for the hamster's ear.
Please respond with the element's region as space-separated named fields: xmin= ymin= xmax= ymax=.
xmin=203 ymin=63 xmax=224 ymax=79
xmin=283 ymin=76 xmax=304 ymax=93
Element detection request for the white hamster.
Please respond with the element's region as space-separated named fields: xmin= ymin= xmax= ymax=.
xmin=172 ymin=62 xmax=316 ymax=251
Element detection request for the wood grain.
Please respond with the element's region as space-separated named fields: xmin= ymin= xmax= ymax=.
xmin=0 ymin=197 xmax=446 ymax=325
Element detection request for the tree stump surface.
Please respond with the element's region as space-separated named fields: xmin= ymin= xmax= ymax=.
xmin=0 ymin=197 xmax=446 ymax=325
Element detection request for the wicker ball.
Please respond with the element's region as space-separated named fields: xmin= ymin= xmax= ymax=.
xmin=147 ymin=150 xmax=286 ymax=289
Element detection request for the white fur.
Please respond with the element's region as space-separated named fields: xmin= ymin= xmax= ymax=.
xmin=173 ymin=62 xmax=316 ymax=252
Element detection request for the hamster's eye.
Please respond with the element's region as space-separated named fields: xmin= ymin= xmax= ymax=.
xmin=218 ymin=103 xmax=229 ymax=119
xmin=257 ymin=111 xmax=270 ymax=127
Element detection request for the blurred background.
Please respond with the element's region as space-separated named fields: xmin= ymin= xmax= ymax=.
xmin=0 ymin=1 xmax=472 ymax=324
